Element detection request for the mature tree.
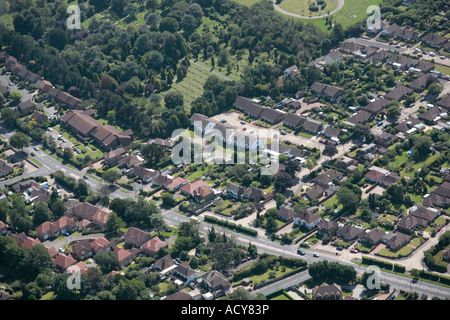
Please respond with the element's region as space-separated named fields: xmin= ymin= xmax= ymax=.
xmin=274 ymin=171 xmax=294 ymax=193
xmin=104 ymin=212 xmax=125 ymax=236
xmin=208 ymin=226 xmax=217 ymax=243
xmin=141 ymin=143 xmax=165 ymax=165
xmin=149 ymin=213 xmax=166 ymax=237
xmin=94 ymin=250 xmax=117 ymax=273
xmin=285 ymin=159 xmax=300 ymax=175
xmin=1 ymin=107 xmax=19 ymax=128
xmin=336 ymin=187 xmax=360 ymax=208
xmin=63 ymin=147 xmax=74 ymax=161
xmin=304 ymin=156 xmax=317 ymax=173
xmin=428 ymin=82 xmax=443 ymax=96
xmin=164 ymin=90 xmax=184 ymax=108
xmin=9 ymin=132 xmax=30 ymax=150
xmin=161 ymin=192 xmax=176 ymax=208
xmin=386 ymin=101 xmax=401 ymax=121
xmin=24 ymin=245 xmax=54 ymax=280
xmin=323 ymin=143 xmax=338 ymax=160
xmin=76 ymin=178 xmax=89 ymax=197
xmin=102 ymin=168 xmax=121 ymax=185
xmin=32 ymin=202 xmax=52 ymax=227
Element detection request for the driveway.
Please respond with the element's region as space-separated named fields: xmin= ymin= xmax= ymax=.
xmin=43 ymin=233 xmax=106 ymax=251
xmin=0 ymin=74 xmax=36 ymax=103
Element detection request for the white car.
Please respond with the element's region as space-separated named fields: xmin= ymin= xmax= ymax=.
xmin=440 ymin=56 xmax=445 ymax=60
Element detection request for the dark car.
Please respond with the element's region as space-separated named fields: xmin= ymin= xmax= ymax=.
xmin=297 ymin=249 xmax=306 ymax=255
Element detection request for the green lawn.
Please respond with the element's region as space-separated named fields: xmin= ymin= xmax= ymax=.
xmin=401 ymin=154 xmax=440 ymax=178
xmin=232 ymin=0 xmax=264 ymax=6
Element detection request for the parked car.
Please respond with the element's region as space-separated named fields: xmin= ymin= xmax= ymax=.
xmin=241 ymin=121 xmax=246 ymax=125
xmin=313 ymin=253 xmax=320 ymax=258
xmin=136 ymin=179 xmax=142 ymax=183
xmin=336 ymin=246 xmax=343 ymax=251
xmin=297 ymin=249 xmax=306 ymax=255
xmin=34 ymin=146 xmax=39 ymax=151
xmin=350 ymin=248 xmax=358 ymax=253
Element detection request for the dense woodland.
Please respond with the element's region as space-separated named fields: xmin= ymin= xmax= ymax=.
xmin=0 ymin=0 xmax=366 ymax=140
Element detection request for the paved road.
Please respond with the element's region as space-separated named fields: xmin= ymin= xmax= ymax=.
xmin=1 ymin=129 xmax=449 ymax=298
xmin=272 ymin=0 xmax=344 ymax=19
xmin=0 ymin=75 xmax=36 ymax=103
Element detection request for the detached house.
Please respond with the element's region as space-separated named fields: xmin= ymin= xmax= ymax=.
xmin=54 ymin=254 xmax=77 ymax=272
xmin=90 ymin=237 xmax=112 ymax=254
xmin=336 ymin=225 xmax=364 ymax=241
xmin=313 ymin=283 xmax=342 ymax=300
xmin=124 ymin=227 xmax=152 ymax=248
xmin=359 ymin=228 xmax=386 ymax=246
xmin=141 ymin=236 xmax=168 ymax=257
xmin=293 ymin=210 xmax=321 ymax=230
xmin=114 ymin=247 xmax=133 ymax=269
xmin=174 ymin=261 xmax=196 ymax=285
xmin=36 ymin=221 xmax=60 ymax=241
xmin=72 ymin=239 xmax=93 ymax=260
xmin=54 ymin=216 xmax=77 ymax=235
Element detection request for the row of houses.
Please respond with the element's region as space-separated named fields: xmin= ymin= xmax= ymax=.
xmin=0 ymin=53 xmax=82 ymax=109
xmin=232 ymin=96 xmax=286 ymax=125
xmin=61 ymin=109 xmax=135 ymax=151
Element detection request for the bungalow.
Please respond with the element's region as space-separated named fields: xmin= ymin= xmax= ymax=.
xmin=36 ymin=221 xmax=60 ymax=241
xmin=364 ymin=98 xmax=389 ymax=114
xmin=336 ymin=225 xmax=365 ymax=241
xmin=422 ymin=182 xmax=450 ymax=208
xmin=276 ymin=208 xmax=299 ymax=222
xmin=243 ymin=187 xmax=268 ymax=202
xmin=304 ymin=185 xmax=324 ymax=201
xmin=141 ymin=236 xmax=168 ymax=257
xmin=153 ymin=174 xmax=188 ymax=190
xmin=313 ymin=169 xmax=344 ymax=189
xmin=409 ymin=205 xmax=440 ymax=224
xmin=114 ymin=247 xmax=133 ymax=269
xmin=379 ymin=172 xmax=401 ymax=188
xmin=421 ymin=33 xmax=449 ymax=49
xmin=365 ymin=166 xmax=390 ymax=183
xmin=293 ymin=210 xmax=321 ymax=230
xmin=359 ymin=228 xmax=386 ymax=246
xmin=409 ymin=74 xmax=435 ymax=92
xmin=323 ymin=126 xmax=341 ymax=139
xmin=436 ymin=95 xmax=450 ymax=111
xmin=384 ymin=83 xmax=413 ymax=101
xmin=372 ymin=49 xmax=392 ymax=62
xmin=311 ymin=82 xmax=345 ymax=102
xmin=166 ymin=290 xmax=193 ymax=301
xmin=124 ymin=227 xmax=152 ymax=248
xmin=394 ymin=117 xmax=423 ymax=133
xmin=180 ymin=180 xmax=210 ymax=197
xmin=345 ymin=110 xmax=372 ymax=126
xmin=201 ymin=271 xmax=231 ymax=296
xmin=72 ymin=239 xmax=93 ymax=260
xmin=283 ymin=113 xmax=305 ymax=129
xmin=260 ymin=108 xmax=285 ymax=124
xmin=374 ymin=132 xmax=399 ymax=148
xmin=127 ymin=166 xmax=160 ymax=184
xmin=386 ymin=232 xmax=412 ymax=251
xmin=118 ymin=154 xmax=143 ymax=169
xmin=313 ymin=283 xmax=342 ymax=300
xmin=419 ymin=106 xmax=442 ymax=124
xmin=303 ymin=119 xmax=323 ymax=134
xmin=193 ymin=185 xmax=215 ymax=203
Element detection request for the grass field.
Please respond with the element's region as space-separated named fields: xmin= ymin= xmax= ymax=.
xmin=232 ymin=0 xmax=265 ymax=6
xmin=274 ymin=0 xmax=383 ymax=32
xmin=278 ymin=0 xmax=340 ymax=17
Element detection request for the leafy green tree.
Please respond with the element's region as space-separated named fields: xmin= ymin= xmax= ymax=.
xmin=32 ymin=202 xmax=52 ymax=227
xmin=1 ymin=108 xmax=19 ymax=128
xmin=9 ymin=132 xmax=30 ymax=150
xmin=102 ymin=168 xmax=121 ymax=185
xmin=336 ymin=187 xmax=360 ymax=208
xmin=94 ymin=250 xmax=117 ymax=273
xmin=105 ymin=212 xmax=125 ymax=236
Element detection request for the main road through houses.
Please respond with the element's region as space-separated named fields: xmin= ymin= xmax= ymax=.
xmin=1 ymin=137 xmax=449 ymax=298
